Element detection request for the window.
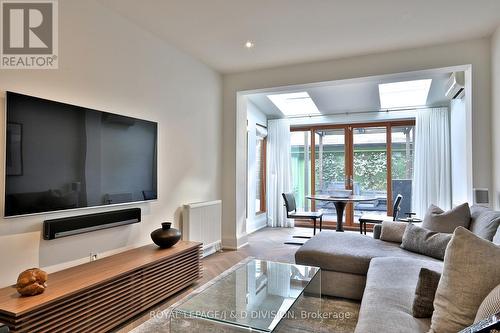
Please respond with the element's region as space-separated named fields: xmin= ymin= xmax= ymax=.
xmin=267 ymin=92 xmax=320 ymax=117
xmin=391 ymin=126 xmax=415 ymax=217
xmin=291 ymin=131 xmax=312 ymax=211
xmin=290 ymin=120 xmax=415 ymax=230
xmin=378 ymin=79 xmax=432 ymax=109
xmin=255 ymin=136 xmax=266 ymax=214
xmin=352 ymin=126 xmax=387 ymax=222
xmin=314 ymin=129 xmax=345 ymax=220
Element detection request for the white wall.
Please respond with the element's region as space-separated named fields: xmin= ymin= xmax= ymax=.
xmin=492 ymin=26 xmax=500 ymax=209
xmin=246 ymin=102 xmax=268 ymax=234
xmin=222 ymin=38 xmax=492 ymax=248
xmin=0 ymin=0 xmax=222 ymax=287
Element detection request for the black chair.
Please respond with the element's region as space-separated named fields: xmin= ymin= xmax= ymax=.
xmin=0 ymin=323 xmax=9 ymax=333
xmin=282 ymin=193 xmax=323 ymax=237
xmin=359 ymin=194 xmax=403 ymax=235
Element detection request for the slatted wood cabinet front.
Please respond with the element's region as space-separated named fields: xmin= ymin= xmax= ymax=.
xmin=0 ymin=241 xmax=202 ymax=333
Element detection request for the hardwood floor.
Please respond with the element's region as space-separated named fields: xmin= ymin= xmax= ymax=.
xmin=113 ymin=227 xmax=315 ymax=332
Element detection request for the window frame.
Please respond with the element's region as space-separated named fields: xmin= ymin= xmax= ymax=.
xmin=291 ymin=119 xmax=415 ymax=231
xmin=255 ymin=136 xmax=267 ymax=215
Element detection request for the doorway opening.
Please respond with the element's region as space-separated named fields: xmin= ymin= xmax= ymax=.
xmin=239 ymin=65 xmax=473 ymax=234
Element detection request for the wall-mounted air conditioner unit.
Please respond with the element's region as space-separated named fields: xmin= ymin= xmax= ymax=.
xmin=445 ymin=72 xmax=465 ymax=99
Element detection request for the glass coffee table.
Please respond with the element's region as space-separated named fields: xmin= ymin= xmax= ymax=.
xmin=170 ymin=259 xmax=321 ymax=332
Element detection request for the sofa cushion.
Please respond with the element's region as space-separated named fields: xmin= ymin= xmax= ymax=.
xmin=474 ymin=284 xmax=500 ymax=323
xmin=380 ymin=221 xmax=408 ymax=243
xmin=469 ymin=208 xmax=500 ymax=241
xmin=295 ymin=231 xmax=441 ymax=276
xmin=320 ymin=270 xmax=366 ymax=300
xmin=412 ymin=268 xmax=441 ymax=318
xmin=494 ymin=227 xmax=500 ymax=245
xmin=430 ymin=227 xmax=500 ymax=333
xmin=470 ymin=204 xmax=491 ymax=220
xmin=355 ymin=257 xmax=443 ymax=333
xmin=422 ymin=203 xmax=471 ymax=233
xmin=401 ymin=223 xmax=452 ymax=260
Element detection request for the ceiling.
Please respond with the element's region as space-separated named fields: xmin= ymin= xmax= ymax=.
xmin=247 ymin=71 xmax=451 ymax=118
xmin=99 ymin=0 xmax=500 ymax=73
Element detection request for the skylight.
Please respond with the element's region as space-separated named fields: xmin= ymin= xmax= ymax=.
xmin=378 ymin=79 xmax=432 ymax=109
xmin=267 ymin=92 xmax=320 ymax=117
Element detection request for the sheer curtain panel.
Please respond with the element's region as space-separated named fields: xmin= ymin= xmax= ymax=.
xmin=412 ymin=107 xmax=452 ymax=217
xmin=267 ymin=119 xmax=293 ymax=228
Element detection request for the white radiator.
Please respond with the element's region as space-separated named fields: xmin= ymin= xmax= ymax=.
xmin=182 ymin=200 xmax=222 ymax=257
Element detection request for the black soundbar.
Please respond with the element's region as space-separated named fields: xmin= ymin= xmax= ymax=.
xmin=43 ymin=208 xmax=141 ymax=240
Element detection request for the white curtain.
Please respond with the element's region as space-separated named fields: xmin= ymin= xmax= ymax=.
xmin=412 ymin=107 xmax=451 ymax=217
xmin=267 ymin=119 xmax=293 ymax=228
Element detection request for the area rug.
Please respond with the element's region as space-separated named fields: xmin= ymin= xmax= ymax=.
xmin=130 ymin=258 xmax=360 ymax=333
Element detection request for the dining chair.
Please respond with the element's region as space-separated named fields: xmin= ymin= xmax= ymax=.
xmin=358 ymin=194 xmax=403 ymax=235
xmin=282 ymin=192 xmax=323 ymax=238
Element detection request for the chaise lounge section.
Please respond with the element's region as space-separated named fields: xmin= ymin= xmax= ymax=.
xmin=295 ymin=229 xmax=441 ymax=300
xmin=355 ymin=257 xmax=442 ymax=333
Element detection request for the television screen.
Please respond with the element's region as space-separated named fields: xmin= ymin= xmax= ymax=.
xmin=4 ymin=92 xmax=158 ymax=217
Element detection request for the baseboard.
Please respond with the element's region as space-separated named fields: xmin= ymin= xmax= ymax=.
xmin=237 ymin=233 xmax=248 ymax=248
xmin=246 ymin=223 xmax=267 ymax=235
xmin=222 ymin=237 xmax=237 ymax=250
xmin=222 ymin=234 xmax=248 ymax=250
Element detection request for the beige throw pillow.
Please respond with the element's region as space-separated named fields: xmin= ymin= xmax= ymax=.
xmin=429 ymin=227 xmax=500 ymax=333
xmin=379 ymin=221 xmax=408 ymax=243
xmin=422 ymin=203 xmax=471 ymax=233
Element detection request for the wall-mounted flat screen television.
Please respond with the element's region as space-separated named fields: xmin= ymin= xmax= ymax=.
xmin=4 ymin=92 xmax=158 ymax=217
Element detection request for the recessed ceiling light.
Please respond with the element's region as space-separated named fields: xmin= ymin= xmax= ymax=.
xmin=245 ymin=40 xmax=255 ymax=49
xmin=378 ymin=79 xmax=432 ymax=109
xmin=267 ymin=92 xmax=320 ymax=117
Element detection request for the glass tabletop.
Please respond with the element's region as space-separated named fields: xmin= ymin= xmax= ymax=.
xmin=171 ymin=259 xmax=321 ymax=332
xmin=307 ymin=194 xmax=378 ymax=202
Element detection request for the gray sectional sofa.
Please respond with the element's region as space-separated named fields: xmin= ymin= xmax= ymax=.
xmin=295 ymin=205 xmax=500 ymax=333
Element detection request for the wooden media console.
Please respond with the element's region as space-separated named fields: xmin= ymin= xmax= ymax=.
xmin=0 ymin=241 xmax=202 ymax=333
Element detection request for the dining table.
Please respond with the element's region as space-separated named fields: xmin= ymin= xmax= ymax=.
xmin=306 ymin=194 xmax=379 ymax=232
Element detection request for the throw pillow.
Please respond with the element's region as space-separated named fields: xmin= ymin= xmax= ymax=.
xmin=470 ymin=210 xmax=500 ymax=241
xmin=379 ymin=221 xmax=408 ymax=243
xmin=474 ymin=284 xmax=500 ymax=323
xmin=400 ymin=223 xmax=452 ymax=260
xmin=422 ymin=203 xmax=471 ymax=233
xmin=429 ymin=227 xmax=500 ymax=333
xmin=412 ymin=268 xmax=441 ymax=318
